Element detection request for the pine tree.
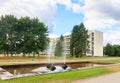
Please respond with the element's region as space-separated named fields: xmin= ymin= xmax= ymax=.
xmin=70 ymin=23 xmax=89 ymax=57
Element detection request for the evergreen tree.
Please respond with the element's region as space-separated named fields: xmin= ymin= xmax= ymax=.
xmin=70 ymin=23 xmax=89 ymax=57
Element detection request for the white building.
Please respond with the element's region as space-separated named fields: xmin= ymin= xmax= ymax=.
xmin=87 ymin=30 xmax=103 ymax=56
xmin=49 ymin=30 xmax=103 ymax=56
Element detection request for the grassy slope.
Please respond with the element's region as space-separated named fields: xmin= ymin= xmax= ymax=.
xmin=0 ymin=67 xmax=111 ymax=83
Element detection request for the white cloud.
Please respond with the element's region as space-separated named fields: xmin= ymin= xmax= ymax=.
xmin=64 ymin=32 xmax=71 ymax=36
xmin=0 ymin=0 xmax=57 ymax=31
xmin=70 ymin=0 xmax=120 ymax=30
xmin=56 ymin=0 xmax=72 ymax=10
xmin=48 ymin=34 xmax=59 ymax=38
xmin=72 ymin=3 xmax=83 ymax=13
xmin=82 ymin=0 xmax=120 ymax=30
xmin=79 ymin=0 xmax=84 ymax=3
xmin=104 ymin=29 xmax=120 ymax=45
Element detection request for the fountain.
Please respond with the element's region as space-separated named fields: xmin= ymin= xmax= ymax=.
xmin=47 ymin=40 xmax=52 ymax=64
xmin=46 ymin=39 xmax=56 ymax=71
xmin=61 ymin=40 xmax=68 ymax=69
xmin=31 ymin=36 xmax=70 ymax=74
xmin=46 ymin=37 xmax=69 ymax=71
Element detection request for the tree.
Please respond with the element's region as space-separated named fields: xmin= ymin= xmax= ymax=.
xmin=30 ymin=18 xmax=48 ymax=56
xmin=104 ymin=44 xmax=120 ymax=57
xmin=16 ymin=17 xmax=48 ymax=56
xmin=16 ymin=16 xmax=32 ymax=56
xmin=55 ymin=35 xmax=64 ymax=56
xmin=70 ymin=23 xmax=89 ymax=57
xmin=0 ymin=15 xmax=17 ymax=56
xmin=105 ymin=43 xmax=114 ymax=56
xmin=113 ymin=45 xmax=120 ymax=56
xmin=0 ymin=15 xmax=48 ymax=57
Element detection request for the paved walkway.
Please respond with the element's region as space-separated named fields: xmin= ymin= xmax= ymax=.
xmin=73 ymin=72 xmax=120 ymax=83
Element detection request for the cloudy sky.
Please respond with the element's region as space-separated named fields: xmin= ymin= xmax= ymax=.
xmin=0 ymin=0 xmax=120 ymax=45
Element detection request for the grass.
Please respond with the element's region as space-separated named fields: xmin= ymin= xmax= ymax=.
xmin=0 ymin=67 xmax=112 ymax=83
xmin=68 ymin=57 xmax=120 ymax=63
xmin=95 ymin=58 xmax=120 ymax=63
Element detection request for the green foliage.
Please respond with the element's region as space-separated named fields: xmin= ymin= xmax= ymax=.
xmin=55 ymin=35 xmax=64 ymax=56
xmin=113 ymin=45 xmax=120 ymax=56
xmin=0 ymin=15 xmax=18 ymax=56
xmin=104 ymin=43 xmax=120 ymax=56
xmin=0 ymin=15 xmax=48 ymax=56
xmin=16 ymin=17 xmax=48 ymax=55
xmin=104 ymin=43 xmax=114 ymax=56
xmin=70 ymin=23 xmax=89 ymax=57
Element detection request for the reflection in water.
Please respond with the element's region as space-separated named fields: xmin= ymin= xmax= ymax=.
xmin=68 ymin=63 xmax=95 ymax=69
xmin=3 ymin=65 xmax=40 ymax=75
xmin=2 ymin=62 xmax=105 ymax=75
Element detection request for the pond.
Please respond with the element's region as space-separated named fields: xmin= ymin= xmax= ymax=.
xmin=1 ymin=62 xmax=109 ymax=75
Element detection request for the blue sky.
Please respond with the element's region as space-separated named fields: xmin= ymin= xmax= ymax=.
xmin=54 ymin=4 xmax=84 ymax=35
xmin=0 ymin=0 xmax=120 ymax=45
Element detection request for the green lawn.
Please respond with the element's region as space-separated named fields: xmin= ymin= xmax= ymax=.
xmin=0 ymin=67 xmax=112 ymax=83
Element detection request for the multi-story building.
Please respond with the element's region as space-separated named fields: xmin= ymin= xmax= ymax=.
xmin=49 ymin=30 xmax=103 ymax=56
xmin=87 ymin=30 xmax=103 ymax=56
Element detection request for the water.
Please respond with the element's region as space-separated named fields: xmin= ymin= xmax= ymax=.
xmin=62 ymin=41 xmax=66 ymax=64
xmin=47 ymin=40 xmax=54 ymax=64
xmin=32 ymin=66 xmax=71 ymax=74
xmin=47 ymin=36 xmax=66 ymax=65
xmin=2 ymin=62 xmax=108 ymax=75
xmin=2 ymin=65 xmax=39 ymax=75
